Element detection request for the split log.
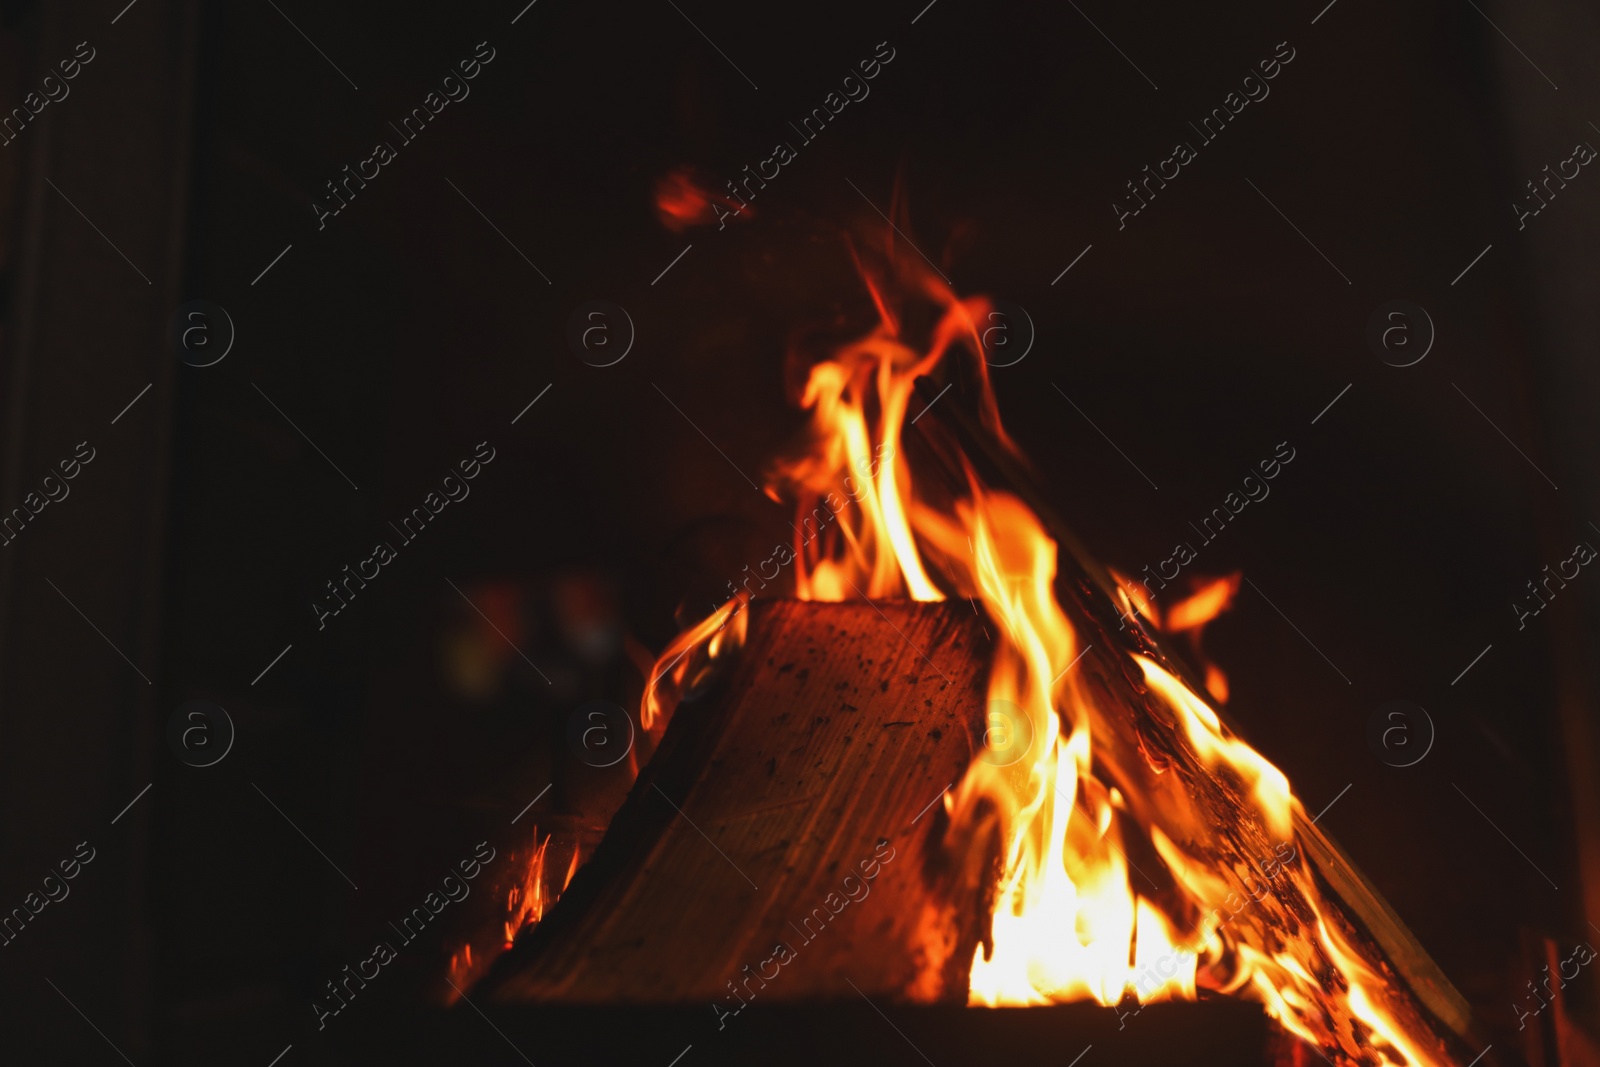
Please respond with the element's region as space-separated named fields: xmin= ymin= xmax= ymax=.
xmin=479 ymin=600 xmax=995 ymax=1004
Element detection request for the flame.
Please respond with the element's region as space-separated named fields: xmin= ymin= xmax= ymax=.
xmin=1163 ymin=574 xmax=1240 ymax=704
xmin=653 ymin=166 xmax=751 ymax=232
xmin=634 ymin=225 xmax=1445 ymax=1066
xmin=503 ymin=831 xmax=581 ymax=948
xmin=1111 ymin=571 xmax=1239 ymax=704
xmin=641 ymin=593 xmax=749 ymax=730
xmin=504 ymin=834 xmax=550 ymax=948
xmin=1164 ymin=574 xmax=1239 ymax=634
xmin=447 ymin=941 xmax=474 ymax=989
xmin=1108 ymin=566 xmax=1159 ymax=629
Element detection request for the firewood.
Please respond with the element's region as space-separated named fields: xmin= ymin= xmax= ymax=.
xmin=480 ymin=600 xmax=995 ymax=1004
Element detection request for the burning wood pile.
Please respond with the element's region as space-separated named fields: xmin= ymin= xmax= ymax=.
xmin=477 ymin=229 xmax=1487 ymax=1066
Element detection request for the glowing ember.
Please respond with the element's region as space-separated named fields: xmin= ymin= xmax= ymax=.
xmin=637 ymin=226 xmax=1447 ymax=1066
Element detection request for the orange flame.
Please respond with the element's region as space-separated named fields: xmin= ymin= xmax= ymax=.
xmin=1164 ymin=574 xmax=1240 ymax=704
xmin=447 ymin=941 xmax=474 ymax=990
xmin=641 ymin=593 xmax=749 ymax=731
xmin=634 ymin=224 xmax=1445 ymax=1066
xmin=503 ymin=831 xmax=581 ymax=948
xmin=653 ymin=166 xmax=751 ymax=232
xmin=1165 ymin=574 xmax=1240 ymax=633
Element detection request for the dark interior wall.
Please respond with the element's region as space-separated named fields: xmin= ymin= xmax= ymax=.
xmin=0 ymin=0 xmax=197 ymax=1060
xmin=1477 ymin=0 xmax=1600 ymax=1028
xmin=0 ymin=0 xmax=1593 ymax=1063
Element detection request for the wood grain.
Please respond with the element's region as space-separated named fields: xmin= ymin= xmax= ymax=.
xmin=481 ymin=599 xmax=993 ymax=1004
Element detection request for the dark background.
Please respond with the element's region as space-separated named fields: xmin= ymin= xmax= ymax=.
xmin=1 ymin=0 xmax=1598 ymax=1064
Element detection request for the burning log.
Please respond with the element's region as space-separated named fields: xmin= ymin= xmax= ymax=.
xmin=480 ymin=600 xmax=996 ymax=1004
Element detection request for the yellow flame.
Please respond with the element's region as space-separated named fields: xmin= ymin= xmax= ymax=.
xmin=641 ymin=594 xmax=750 ymax=731
xmin=1135 ymin=656 xmax=1292 ymax=843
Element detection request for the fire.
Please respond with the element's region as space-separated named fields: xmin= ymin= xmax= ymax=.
xmin=653 ymin=166 xmax=752 ymax=232
xmin=1163 ymin=574 xmax=1241 ymax=704
xmin=637 ymin=227 xmax=1445 ymax=1066
xmin=1110 ymin=570 xmax=1240 ymax=703
xmin=1165 ymin=575 xmax=1240 ymax=634
xmin=503 ymin=831 xmax=580 ymax=948
xmin=446 ymin=830 xmax=584 ymax=1000
xmin=642 ymin=593 xmax=748 ymax=730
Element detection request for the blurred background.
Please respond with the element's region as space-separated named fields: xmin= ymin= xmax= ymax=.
xmin=1 ymin=0 xmax=1598 ymax=1063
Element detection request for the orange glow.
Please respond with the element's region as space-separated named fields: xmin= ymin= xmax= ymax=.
xmin=503 ymin=832 xmax=581 ymax=949
xmin=1165 ymin=574 xmax=1239 ymax=633
xmin=653 ymin=166 xmax=751 ymax=232
xmin=1108 ymin=567 xmax=1159 ymax=628
xmin=1135 ymin=655 xmax=1292 ymax=842
xmin=1203 ymin=664 xmax=1230 ymax=705
xmin=631 ymin=224 xmax=1443 ymax=1066
xmin=1159 ymin=574 xmax=1240 ymax=705
xmin=446 ymin=941 xmax=474 ymax=990
xmin=504 ymin=834 xmax=550 ymax=948
xmin=641 ymin=593 xmax=749 ymax=731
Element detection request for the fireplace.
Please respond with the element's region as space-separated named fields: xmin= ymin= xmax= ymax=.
xmin=2 ymin=2 xmax=1597 ymax=1066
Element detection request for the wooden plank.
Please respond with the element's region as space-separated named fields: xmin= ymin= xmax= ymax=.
xmin=481 ymin=599 xmax=993 ymax=1004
